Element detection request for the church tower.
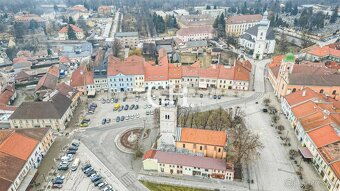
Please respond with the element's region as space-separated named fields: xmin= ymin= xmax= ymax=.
xmin=253 ymin=11 xmax=270 ymax=60
xmin=157 ymin=105 xmax=177 ymax=149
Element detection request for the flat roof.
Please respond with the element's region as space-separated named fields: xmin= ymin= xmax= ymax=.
xmin=115 ymin=32 xmax=138 ymax=37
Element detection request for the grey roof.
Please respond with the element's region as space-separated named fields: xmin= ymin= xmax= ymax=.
xmin=10 ymin=93 xmax=71 ymax=119
xmin=115 ymin=32 xmax=138 ymax=37
xmin=289 ymin=74 xmax=340 ymax=86
xmin=186 ymin=40 xmax=208 ymax=48
xmin=156 ymin=45 xmax=173 ymax=53
xmin=152 ymin=150 xmax=228 ymax=171
xmin=240 ymin=33 xmax=255 ymax=42
xmin=61 ymin=42 xmax=93 ymax=58
xmin=244 ymin=25 xmax=275 ymax=40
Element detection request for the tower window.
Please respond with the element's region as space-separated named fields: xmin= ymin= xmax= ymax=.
xmin=183 ymin=144 xmax=185 ymax=148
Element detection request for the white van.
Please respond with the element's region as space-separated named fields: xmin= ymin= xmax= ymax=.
xmin=71 ymin=158 xmax=80 ymax=171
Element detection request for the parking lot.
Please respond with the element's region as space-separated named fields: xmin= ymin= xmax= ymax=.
xmin=51 ymin=142 xmax=126 ymax=191
xmin=78 ymin=91 xmax=249 ymax=128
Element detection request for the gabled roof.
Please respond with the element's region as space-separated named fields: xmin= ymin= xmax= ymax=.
xmin=284 ymin=88 xmax=324 ymax=106
xmin=107 ymin=55 xmax=145 ymax=76
xmin=0 ymin=153 xmax=26 ymax=184
xmin=59 ymin=24 xmax=83 ymax=33
xmin=178 ymin=128 xmax=227 ymax=147
xmin=56 ymin=82 xmax=79 ymax=99
xmin=70 ymin=65 xmax=94 ymax=87
xmin=308 ymin=125 xmax=340 ymax=148
xmin=291 ymin=101 xmax=320 ymax=119
xmin=168 ymin=64 xmax=182 ymax=79
xmin=226 ymin=14 xmax=262 ymax=24
xmin=177 ymin=26 xmax=214 ymax=36
xmin=14 ymin=128 xmax=50 ymax=142
xmin=0 ymin=133 xmax=38 ymax=160
xmin=150 ymin=150 xmax=229 ymax=171
xmin=9 ymin=93 xmax=72 ymax=119
xmin=244 ymin=25 xmax=275 ymax=40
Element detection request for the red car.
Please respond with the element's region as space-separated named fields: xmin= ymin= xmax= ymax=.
xmin=52 ymin=184 xmax=63 ymax=189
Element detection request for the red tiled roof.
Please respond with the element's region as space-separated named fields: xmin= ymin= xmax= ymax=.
xmin=284 ymin=88 xmax=324 ymax=106
xmin=180 ymin=128 xmax=227 ymax=147
xmin=331 ymin=161 xmax=340 ymax=179
xmin=199 ymin=67 xmax=219 ymax=79
xmin=307 ymin=45 xmax=340 ymax=58
xmin=59 ymin=56 xmax=71 ymax=64
xmin=177 ymin=26 xmax=214 ymax=36
xmin=0 ymin=133 xmax=38 ymax=160
xmin=269 ymin=55 xmax=284 ymax=68
xmin=107 ymin=55 xmax=145 ymax=76
xmin=59 ymin=24 xmax=83 ymax=33
xmin=168 ymin=64 xmax=182 ymax=79
xmin=218 ymin=66 xmax=234 ymax=80
xmin=56 ymin=82 xmax=78 ymax=98
xmin=70 ymin=65 xmax=94 ymax=87
xmin=0 ymin=104 xmax=17 ymax=111
xmin=143 ymin=149 xmax=156 ymax=160
xmin=35 ymin=66 xmax=59 ymax=91
xmin=291 ymin=101 xmax=319 ymax=119
xmin=226 ymin=14 xmax=262 ymax=24
xmin=70 ymin=5 xmax=88 ymax=12
xmin=308 ymin=125 xmax=340 ymax=148
xmin=0 ymin=85 xmax=15 ymax=105
xmin=144 ymin=48 xmax=169 ymax=81
xmin=233 ymin=64 xmax=250 ymax=81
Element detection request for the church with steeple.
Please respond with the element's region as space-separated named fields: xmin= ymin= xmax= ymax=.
xmin=239 ymin=11 xmax=276 ymax=60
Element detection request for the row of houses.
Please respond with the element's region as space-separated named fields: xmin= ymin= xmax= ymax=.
xmin=70 ymin=48 xmax=252 ymax=95
xmin=0 ymin=128 xmax=54 ymax=191
xmin=281 ymin=88 xmax=340 ymax=191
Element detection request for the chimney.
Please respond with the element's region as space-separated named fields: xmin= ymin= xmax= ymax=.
xmin=302 ymin=90 xmax=306 ymax=97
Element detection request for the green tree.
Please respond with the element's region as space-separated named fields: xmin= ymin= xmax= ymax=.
xmin=217 ymin=13 xmax=226 ymax=37
xmin=53 ymin=4 xmax=58 ymax=12
xmin=291 ymin=4 xmax=298 ymax=15
xmin=213 ymin=15 xmax=219 ymax=29
xmin=68 ymin=16 xmax=75 ymax=25
xmin=67 ymin=25 xmax=77 ymax=40
xmin=206 ymin=5 xmax=211 ymax=10
xmin=29 ymin=20 xmax=38 ymax=30
xmin=47 ymin=48 xmax=52 ymax=55
xmin=330 ymin=5 xmax=338 ymax=23
xmin=278 ymin=33 xmax=289 ymax=53
xmin=242 ymin=1 xmax=248 ymax=14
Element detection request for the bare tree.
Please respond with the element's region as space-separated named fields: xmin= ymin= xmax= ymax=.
xmin=271 ymin=115 xmax=280 ymax=124
xmin=153 ymin=108 xmax=160 ymax=128
xmin=263 ymin=98 xmax=271 ymax=106
xmin=228 ymin=124 xmax=264 ymax=166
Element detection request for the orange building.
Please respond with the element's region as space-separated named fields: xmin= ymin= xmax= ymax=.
xmin=269 ymin=54 xmax=340 ymax=101
xmin=175 ymin=128 xmax=227 ymax=159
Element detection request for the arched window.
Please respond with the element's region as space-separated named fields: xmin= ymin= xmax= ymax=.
xmin=332 ymin=90 xmax=337 ymax=95
xmin=292 ymin=88 xmax=296 ymax=93
xmin=320 ymin=89 xmax=324 ymax=93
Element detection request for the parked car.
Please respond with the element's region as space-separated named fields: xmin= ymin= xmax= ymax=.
xmin=58 ymin=165 xmax=68 ymax=171
xmin=130 ymin=115 xmax=135 ymax=119
xmin=91 ymin=175 xmax=102 ymax=182
xmin=123 ymin=97 xmax=127 ymax=102
xmin=103 ymin=185 xmax=113 ymax=191
xmin=86 ymin=169 xmax=96 ymax=177
xmin=124 ymin=105 xmax=129 ymax=110
xmin=98 ymin=182 xmax=107 ymax=189
xmin=114 ymin=99 xmax=118 ymax=103
xmin=68 ymin=146 xmax=78 ymax=151
xmin=80 ymin=122 xmax=88 ymax=127
xmin=118 ymin=106 xmax=123 ymax=112
xmin=67 ymin=150 xmax=76 ymax=155
xmin=136 ymin=113 xmax=140 ymax=118
xmin=54 ymin=179 xmax=63 ymax=184
xmin=135 ymin=105 xmax=139 ymax=110
xmin=218 ymin=95 xmax=221 ymax=99
xmin=116 ymin=116 xmax=120 ymax=122
xmin=82 ymin=119 xmax=90 ymax=123
xmin=213 ymin=95 xmax=217 ymax=99
xmin=94 ymin=179 xmax=103 ymax=186
xmin=106 ymin=118 xmax=111 ymax=123
xmin=101 ymin=118 xmax=106 ymax=125
xmin=82 ymin=164 xmax=91 ymax=171
xmin=83 ymin=167 xmax=93 ymax=173
xmin=200 ymin=94 xmax=203 ymax=98
xmin=72 ymin=141 xmax=80 ymax=147
xmin=56 ymin=175 xmax=65 ymax=180
xmin=147 ymin=104 xmax=152 ymax=108
xmin=52 ymin=184 xmax=63 ymax=188
xmin=150 ymin=111 xmax=154 ymax=115
xmin=144 ymin=104 xmax=147 ymax=109
xmin=120 ymin=116 xmax=125 ymax=121
xmin=126 ymin=115 xmax=130 ymax=120
xmin=262 ymin=108 xmax=268 ymax=113
xmin=146 ymin=111 xmax=150 ymax=115
xmin=129 ymin=104 xmax=135 ymax=110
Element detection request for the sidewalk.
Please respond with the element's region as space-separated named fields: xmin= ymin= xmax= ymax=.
xmin=138 ymin=174 xmax=249 ymax=191
xmin=269 ymin=92 xmax=327 ymax=191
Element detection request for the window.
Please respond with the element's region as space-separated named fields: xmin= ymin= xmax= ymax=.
xmin=183 ymin=144 xmax=185 ymax=148
xmin=200 ymin=146 xmax=203 ymax=150
xmin=320 ymin=89 xmax=324 ymax=93
xmin=218 ymin=148 xmax=221 ymax=152
xmin=332 ymin=90 xmax=336 ymax=95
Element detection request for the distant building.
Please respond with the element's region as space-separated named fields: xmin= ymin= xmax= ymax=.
xmin=176 ymin=26 xmax=215 ymax=42
xmin=9 ymin=92 xmax=73 ymax=131
xmin=60 ymin=42 xmax=93 ymax=60
xmin=70 ymin=65 xmax=95 ymax=95
xmin=239 ymin=11 xmax=276 ymax=60
xmin=177 ymin=15 xmax=215 ymax=28
xmin=194 ymin=6 xmax=228 ymax=18
xmin=304 ymin=43 xmax=340 ymax=62
xmin=172 ymin=9 xmax=189 ymax=16
xmin=98 ymin=6 xmax=113 ymax=16
xmin=114 ymin=32 xmax=139 ymax=48
xmin=58 ymin=24 xmax=85 ymax=40
xmin=107 ymin=55 xmax=145 ymax=92
xmin=35 ymin=65 xmax=60 ymax=99
xmin=226 ymin=14 xmax=262 ymax=37
xmin=269 ymin=54 xmax=340 ymax=100
xmin=0 ymin=128 xmax=54 ymax=191
xmin=93 ymin=49 xmax=109 ymax=91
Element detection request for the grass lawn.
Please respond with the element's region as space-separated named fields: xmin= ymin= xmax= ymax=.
xmin=140 ymin=181 xmax=212 ymax=191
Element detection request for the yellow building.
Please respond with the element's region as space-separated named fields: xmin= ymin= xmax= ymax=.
xmin=175 ymin=128 xmax=227 ymax=159
xmin=226 ymin=14 xmax=262 ymax=37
